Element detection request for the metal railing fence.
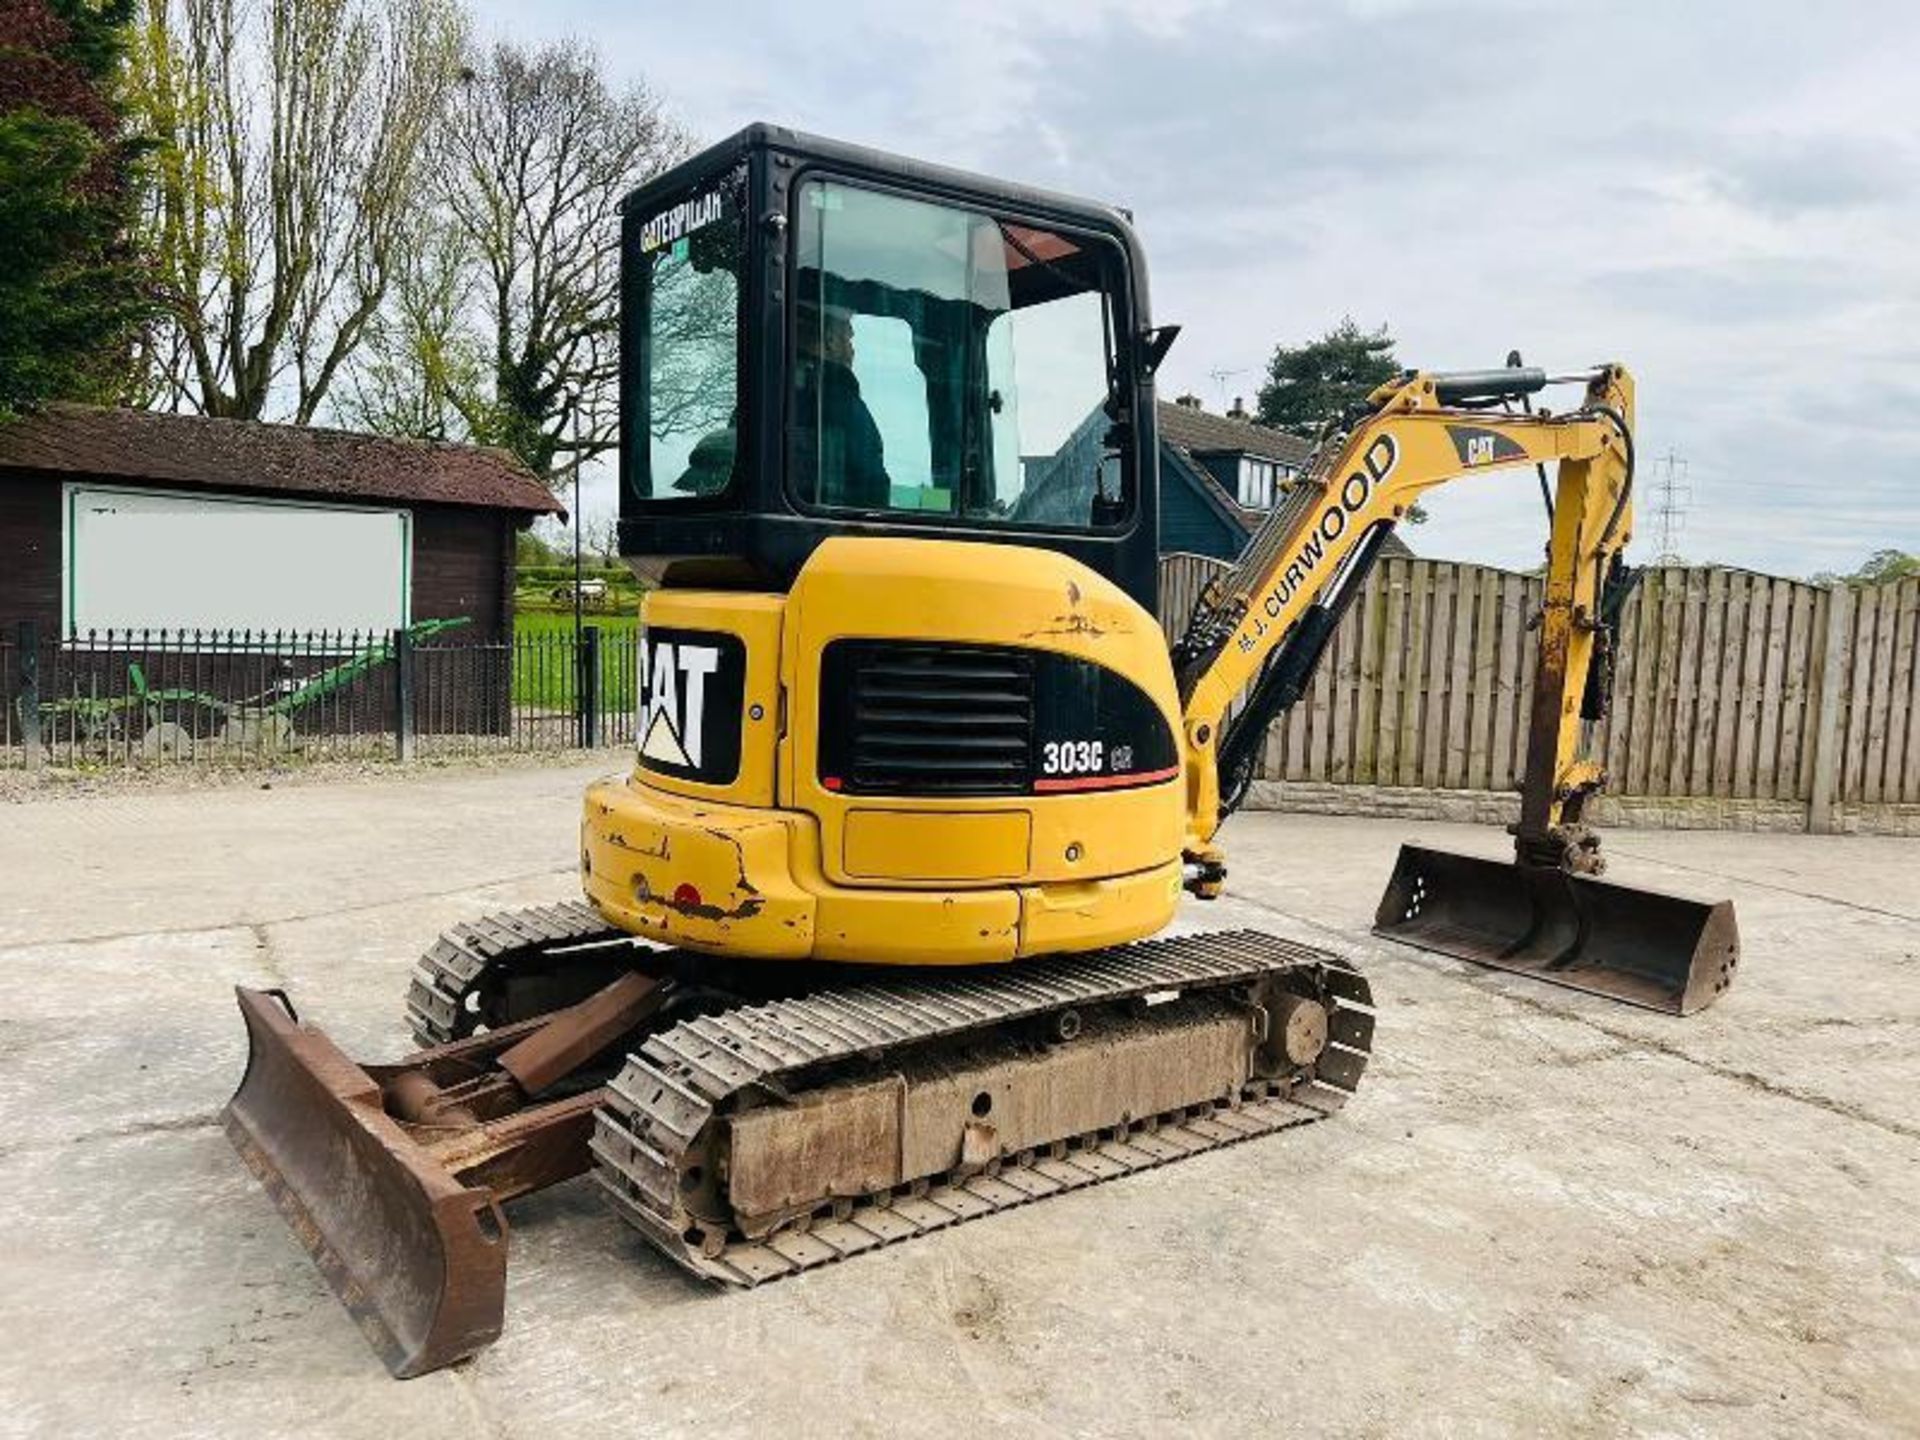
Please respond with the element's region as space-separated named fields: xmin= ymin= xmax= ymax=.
xmin=2 ymin=619 xmax=640 ymax=770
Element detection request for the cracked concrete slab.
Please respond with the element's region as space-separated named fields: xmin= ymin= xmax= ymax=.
xmin=1 ymin=763 xmax=1916 ymax=1437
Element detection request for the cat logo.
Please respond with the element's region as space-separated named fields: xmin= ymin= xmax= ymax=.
xmin=1447 ymin=424 xmax=1528 ymax=469
xmin=640 ymin=642 xmax=719 ymax=768
xmin=638 ymin=628 xmax=746 ymax=784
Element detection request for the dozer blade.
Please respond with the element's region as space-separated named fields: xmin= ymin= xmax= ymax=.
xmin=224 ymin=988 xmax=509 ymax=1377
xmin=1373 ymin=845 xmax=1739 ymax=1014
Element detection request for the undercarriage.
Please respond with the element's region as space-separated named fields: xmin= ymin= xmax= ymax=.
xmin=225 ymin=907 xmax=1373 ymax=1376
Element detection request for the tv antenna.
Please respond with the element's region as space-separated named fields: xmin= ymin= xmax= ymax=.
xmin=1207 ymin=366 xmax=1245 ymax=411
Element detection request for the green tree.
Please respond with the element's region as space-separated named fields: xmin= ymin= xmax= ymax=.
xmin=514 ymin=527 xmax=564 ymax=566
xmin=126 ymin=0 xmax=464 ymax=421
xmin=1853 ymin=549 xmax=1919 ymax=585
xmin=1254 ymin=316 xmax=1400 ymax=441
xmin=0 ymin=0 xmax=146 ymax=420
xmin=434 ymin=40 xmax=689 ymax=481
xmin=336 ymin=217 xmax=484 ymax=440
xmin=344 ymin=41 xmax=689 ymax=482
xmin=1812 ymin=549 xmax=1919 ymax=587
xmin=1254 ymin=317 xmax=1432 ymax=523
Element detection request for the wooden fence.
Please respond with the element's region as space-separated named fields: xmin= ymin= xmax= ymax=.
xmin=1158 ymin=553 xmax=1920 ymax=829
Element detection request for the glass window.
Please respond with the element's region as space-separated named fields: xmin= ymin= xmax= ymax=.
xmin=1240 ymin=458 xmax=1278 ymax=510
xmin=849 ymin=313 xmax=939 ymax=510
xmin=634 ymin=175 xmax=743 ymax=501
xmin=791 ymin=179 xmax=1125 ymax=529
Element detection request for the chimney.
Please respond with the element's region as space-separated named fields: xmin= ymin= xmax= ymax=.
xmin=1175 ymin=393 xmax=1202 ymax=409
xmin=1227 ymin=396 xmax=1249 ymax=420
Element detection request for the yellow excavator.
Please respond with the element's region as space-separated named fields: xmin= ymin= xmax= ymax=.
xmin=225 ymin=124 xmax=1739 ymax=1377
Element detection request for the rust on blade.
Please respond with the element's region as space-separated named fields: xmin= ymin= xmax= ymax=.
xmin=225 ymin=972 xmax=668 ymax=1376
xmin=1373 ymin=845 xmax=1740 ymax=1014
xmin=223 ymin=987 xmax=509 ymax=1378
xmin=496 ymin=970 xmax=666 ymax=1095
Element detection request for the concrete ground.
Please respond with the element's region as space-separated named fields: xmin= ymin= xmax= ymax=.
xmin=1 ymin=760 xmax=1916 ymax=1439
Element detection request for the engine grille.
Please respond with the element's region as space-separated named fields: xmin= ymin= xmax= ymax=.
xmin=821 ymin=641 xmax=1034 ymax=795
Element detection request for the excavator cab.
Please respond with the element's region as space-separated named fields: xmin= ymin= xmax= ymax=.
xmin=617 ymin=123 xmax=1164 ymax=606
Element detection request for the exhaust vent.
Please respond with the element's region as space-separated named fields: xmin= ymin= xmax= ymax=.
xmin=820 ymin=641 xmax=1034 ymax=796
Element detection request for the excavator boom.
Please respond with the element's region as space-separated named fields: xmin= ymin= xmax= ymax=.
xmin=1171 ymin=363 xmax=1737 ymax=1011
xmin=1176 ymin=365 xmax=1632 ymax=845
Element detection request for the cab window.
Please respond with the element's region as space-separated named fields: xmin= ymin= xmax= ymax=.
xmin=631 ymin=172 xmax=744 ymax=501
xmin=790 ymin=178 xmax=1128 ymax=529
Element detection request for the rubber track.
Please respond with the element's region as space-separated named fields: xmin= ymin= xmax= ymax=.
xmin=591 ymin=928 xmax=1373 ymax=1284
xmin=404 ymin=901 xmax=628 ymax=1047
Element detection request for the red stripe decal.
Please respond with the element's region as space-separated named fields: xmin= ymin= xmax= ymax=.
xmin=1032 ymin=765 xmax=1181 ymax=793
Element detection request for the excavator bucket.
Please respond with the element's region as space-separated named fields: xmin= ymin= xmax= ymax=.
xmin=223 ymin=988 xmax=509 ymax=1377
xmin=1373 ymin=845 xmax=1740 ymax=1014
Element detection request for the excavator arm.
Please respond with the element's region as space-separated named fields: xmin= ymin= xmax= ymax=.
xmin=1174 ymin=363 xmax=1636 ymax=864
xmin=1170 ymin=362 xmax=1736 ymax=1016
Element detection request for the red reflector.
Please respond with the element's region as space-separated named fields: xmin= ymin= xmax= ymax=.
xmin=821 ymin=776 xmax=843 ymax=791
xmin=672 ymin=882 xmax=702 ymax=908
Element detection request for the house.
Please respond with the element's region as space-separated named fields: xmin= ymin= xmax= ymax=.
xmin=1013 ymin=395 xmax=1413 ymax=569
xmin=1156 ymin=395 xmax=1413 ymax=562
xmin=0 ymin=404 xmax=561 ymax=642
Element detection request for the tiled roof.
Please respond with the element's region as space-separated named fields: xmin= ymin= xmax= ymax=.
xmin=1157 ymin=407 xmax=1413 ymax=557
xmin=0 ymin=404 xmax=563 ymax=515
xmin=1155 ymin=400 xmax=1314 ymax=466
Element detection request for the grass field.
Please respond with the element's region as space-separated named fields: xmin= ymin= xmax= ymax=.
xmin=513 ymin=608 xmax=641 ymax=639
xmin=511 ymin=608 xmax=641 ymax=711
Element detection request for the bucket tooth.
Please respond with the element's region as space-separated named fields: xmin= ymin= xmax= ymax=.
xmin=224 ymin=987 xmax=509 ymax=1378
xmin=1373 ymin=844 xmax=1740 ymax=1015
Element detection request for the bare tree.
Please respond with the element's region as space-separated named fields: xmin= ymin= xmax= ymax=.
xmin=583 ymin=510 xmax=621 ymax=566
xmin=127 ymin=0 xmax=463 ymax=420
xmin=335 ymin=215 xmax=480 ymax=438
xmin=433 ymin=40 xmax=690 ymax=480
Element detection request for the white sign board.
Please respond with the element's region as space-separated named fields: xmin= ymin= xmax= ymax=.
xmin=64 ymin=484 xmax=412 ymax=638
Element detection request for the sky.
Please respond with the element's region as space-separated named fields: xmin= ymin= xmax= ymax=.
xmin=483 ymin=0 xmax=1920 ymax=578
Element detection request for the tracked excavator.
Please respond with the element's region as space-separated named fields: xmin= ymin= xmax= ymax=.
xmin=225 ymin=125 xmax=1740 ymax=1377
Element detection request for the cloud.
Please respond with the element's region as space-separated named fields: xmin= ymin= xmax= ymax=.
xmin=1585 ymin=259 xmax=1861 ymax=326
xmin=1702 ymin=134 xmax=1913 ymax=216
xmin=469 ymin=0 xmax=1920 ymax=577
